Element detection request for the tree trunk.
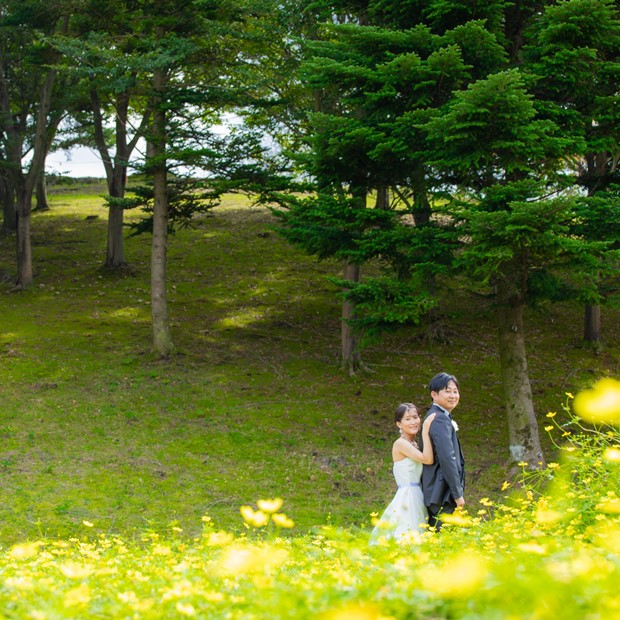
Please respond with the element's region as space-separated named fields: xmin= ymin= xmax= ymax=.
xmin=583 ymin=303 xmax=601 ymax=343
xmin=14 ymin=70 xmax=56 ymax=288
xmin=376 ymin=185 xmax=389 ymax=210
xmin=581 ymin=153 xmax=606 ymax=345
xmin=92 ymin=89 xmax=149 ymax=269
xmin=92 ymin=89 xmax=128 ymax=269
xmin=104 ymin=160 xmax=129 ymax=269
xmin=150 ymin=66 xmax=174 ymax=356
xmin=341 ymin=260 xmax=361 ymax=374
xmin=35 ymin=169 xmax=50 ymax=211
xmin=412 ymin=165 xmax=431 ymax=227
xmin=16 ymin=190 xmax=33 ymax=288
xmin=100 ymin=101 xmax=149 ymax=269
xmin=340 ymin=183 xmax=368 ymax=374
xmin=106 ymin=200 xmax=126 ymax=268
xmin=1 ymin=175 xmax=16 ymax=233
xmin=496 ymin=297 xmax=545 ymax=468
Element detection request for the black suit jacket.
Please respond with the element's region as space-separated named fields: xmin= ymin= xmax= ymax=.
xmin=421 ymin=404 xmax=465 ymax=510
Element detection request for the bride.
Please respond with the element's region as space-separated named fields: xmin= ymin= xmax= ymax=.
xmin=370 ymin=403 xmax=435 ymax=543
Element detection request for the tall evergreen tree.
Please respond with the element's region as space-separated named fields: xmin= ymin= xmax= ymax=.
xmin=127 ymin=0 xmax=273 ymax=356
xmin=0 ymin=0 xmax=73 ymax=287
xmin=271 ymin=8 xmax=506 ymax=371
xmin=424 ymin=68 xmax=614 ymax=466
xmin=264 ymin=0 xmax=617 ymax=462
xmin=54 ymin=0 xmax=153 ymax=269
xmin=524 ymin=0 xmax=620 ymax=344
xmin=47 ymin=0 xmax=277 ymax=355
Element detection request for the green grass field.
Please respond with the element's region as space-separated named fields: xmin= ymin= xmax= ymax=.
xmin=0 ymin=181 xmax=618 ymax=545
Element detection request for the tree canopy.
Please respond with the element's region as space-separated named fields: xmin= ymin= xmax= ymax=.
xmin=0 ymin=0 xmax=618 ymax=465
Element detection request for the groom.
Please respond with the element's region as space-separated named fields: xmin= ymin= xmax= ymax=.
xmin=421 ymin=372 xmax=465 ymax=530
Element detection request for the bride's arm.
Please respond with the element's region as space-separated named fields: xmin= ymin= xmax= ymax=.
xmin=419 ymin=413 xmax=436 ymax=464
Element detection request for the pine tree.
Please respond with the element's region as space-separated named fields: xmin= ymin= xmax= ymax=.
xmin=424 ymin=68 xmax=614 ymax=466
xmin=524 ymin=0 xmax=620 ymax=344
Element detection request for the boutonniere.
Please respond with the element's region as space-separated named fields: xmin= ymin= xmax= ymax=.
xmin=451 ymin=420 xmax=459 ymax=432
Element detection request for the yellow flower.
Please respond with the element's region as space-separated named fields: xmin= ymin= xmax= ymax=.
xmin=573 ymin=378 xmax=620 ymax=424
xmin=240 ymin=506 xmax=269 ymax=527
xmin=518 ymin=461 xmax=528 ymax=467
xmin=60 ymin=562 xmax=93 ymax=579
xmin=118 ymin=591 xmax=138 ymax=604
xmin=4 ymin=576 xmax=33 ymax=590
xmin=220 ymin=546 xmax=287 ymax=575
xmin=544 ymin=426 xmax=554 ymax=432
xmin=566 ymin=392 xmax=574 ymax=399
xmin=591 ymin=523 xmax=620 ymax=553
xmin=535 ymin=508 xmax=563 ymax=524
xmin=547 ymin=462 xmax=559 ymax=469
xmin=240 ymin=505 xmax=255 ymax=522
xmin=257 ymin=498 xmax=283 ymax=513
xmin=176 ymin=603 xmax=196 ymax=616
xmin=501 ymin=481 xmax=511 ymax=491
xmin=82 ymin=520 xmax=94 ymax=528
xmin=420 ymin=554 xmax=487 ymax=597
xmin=272 ymin=513 xmax=295 ymax=528
xmin=64 ymin=584 xmax=91 ymax=607
xmin=479 ymin=497 xmax=493 ymax=507
xmin=205 ymin=531 xmax=234 ymax=546
xmin=596 ymin=498 xmax=620 ymax=514
xmin=517 ymin=542 xmax=547 ymax=555
xmin=441 ymin=511 xmax=474 ymax=527
xmin=9 ymin=542 xmax=43 ymax=560
xmin=162 ymin=580 xmax=196 ymax=601
xmin=319 ymin=602 xmax=383 ymax=620
xmin=603 ymin=447 xmax=620 ymax=462
xmin=546 ymin=411 xmax=557 ymax=418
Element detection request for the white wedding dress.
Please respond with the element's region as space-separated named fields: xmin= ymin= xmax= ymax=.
xmin=370 ymin=458 xmax=428 ymax=543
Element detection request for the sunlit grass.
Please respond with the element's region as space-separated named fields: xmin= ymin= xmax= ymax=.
xmin=0 ymin=180 xmax=618 ymax=552
xmin=0 ymin=401 xmax=618 ymax=619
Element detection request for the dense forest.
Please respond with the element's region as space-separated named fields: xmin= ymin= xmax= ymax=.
xmin=1 ymin=0 xmax=619 ymax=470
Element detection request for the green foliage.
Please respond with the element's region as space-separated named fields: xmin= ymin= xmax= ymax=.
xmin=424 ymin=69 xmax=563 ymax=181
xmin=271 ymin=193 xmax=380 ymax=261
xmin=524 ymin=0 xmax=620 ymax=178
xmin=124 ymin=178 xmax=220 ymax=236
xmin=571 ymin=189 xmax=620 ymax=244
xmin=439 ymin=20 xmax=508 ymax=79
xmin=333 ymin=276 xmax=437 ymax=344
xmin=422 ymin=0 xmax=511 ymax=35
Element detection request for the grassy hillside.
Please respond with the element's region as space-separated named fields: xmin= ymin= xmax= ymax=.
xmin=0 ymin=182 xmax=618 ymax=544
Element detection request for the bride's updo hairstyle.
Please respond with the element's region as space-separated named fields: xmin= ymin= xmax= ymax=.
xmin=395 ymin=403 xmax=421 ymax=446
xmin=394 ymin=402 xmax=418 ymax=423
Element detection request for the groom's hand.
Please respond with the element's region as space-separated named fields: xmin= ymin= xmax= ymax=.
xmin=455 ymin=496 xmax=465 ymax=508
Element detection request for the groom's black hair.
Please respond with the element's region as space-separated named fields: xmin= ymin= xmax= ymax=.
xmin=429 ymin=372 xmax=459 ymax=393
